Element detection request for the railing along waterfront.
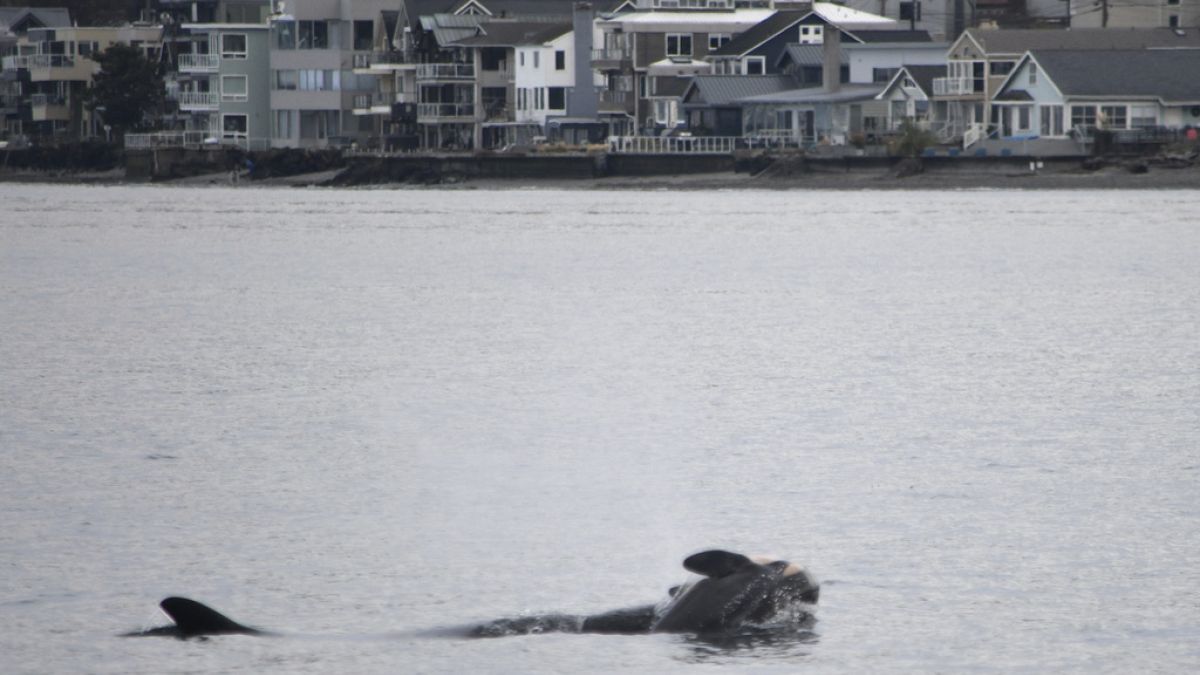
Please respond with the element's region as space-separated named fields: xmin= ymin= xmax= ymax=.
xmin=607 ymin=135 xmax=742 ymax=154
xmin=124 ymin=131 xmax=270 ymax=151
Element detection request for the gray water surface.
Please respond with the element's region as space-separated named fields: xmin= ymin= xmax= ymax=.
xmin=1 ymin=185 xmax=1198 ymax=673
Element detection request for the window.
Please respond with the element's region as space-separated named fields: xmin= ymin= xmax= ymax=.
xmin=1028 ymin=63 xmax=1037 ymax=85
xmin=1100 ymin=105 xmax=1127 ymax=129
xmin=548 ymin=86 xmax=565 ymax=110
xmin=1017 ymin=106 xmax=1030 ymax=132
xmin=1130 ymin=104 xmax=1157 ymax=129
xmin=533 ymin=51 xmax=540 ymax=68
xmin=221 ymin=34 xmax=247 ymax=59
xmin=666 ymin=33 xmax=692 ymax=57
xmin=353 ymin=20 xmax=373 ymax=51
xmin=900 ymin=1 xmax=921 ymax=21
xmin=299 ymin=69 xmax=339 ymax=91
xmin=873 ymin=67 xmax=898 ymax=83
xmin=798 ymin=25 xmax=823 ymax=45
xmin=273 ymin=110 xmax=293 ymax=139
xmin=555 ymin=50 xmax=565 ymax=70
xmin=299 ymin=21 xmax=328 ymax=49
xmin=519 ymin=51 xmax=525 ymax=67
xmin=744 ymin=56 xmax=765 ymax=75
xmin=709 ymin=33 xmax=730 ymax=50
xmin=1168 ymin=14 xmax=1180 ymax=27
xmin=1040 ymin=104 xmax=1063 ymax=136
xmin=221 ymin=75 xmax=247 ymax=102
xmin=990 ymin=61 xmax=1014 ymax=76
xmin=1070 ymin=105 xmax=1096 ymax=129
xmin=222 ymin=113 xmax=248 ymax=136
xmin=274 ymin=20 xmax=296 ymax=49
xmin=274 ymin=70 xmax=297 ymax=90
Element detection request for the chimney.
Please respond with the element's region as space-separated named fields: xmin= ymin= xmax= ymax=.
xmin=822 ymin=26 xmax=841 ymax=93
xmin=568 ymin=2 xmax=598 ymax=119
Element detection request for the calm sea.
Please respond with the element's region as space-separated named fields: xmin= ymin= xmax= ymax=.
xmin=1 ymin=184 xmax=1198 ymax=673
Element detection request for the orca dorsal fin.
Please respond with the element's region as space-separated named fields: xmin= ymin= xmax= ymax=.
xmin=160 ymin=597 xmax=259 ymax=636
xmin=682 ymin=550 xmax=755 ymax=578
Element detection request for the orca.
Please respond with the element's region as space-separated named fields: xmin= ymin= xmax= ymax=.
xmin=472 ymin=549 xmax=819 ymax=637
xmin=124 ymin=596 xmax=266 ymax=639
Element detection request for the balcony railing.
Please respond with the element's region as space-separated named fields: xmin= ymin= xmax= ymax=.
xmin=598 ymin=89 xmax=633 ymax=113
xmin=415 ymin=63 xmax=474 ymax=80
xmin=178 ymin=53 xmax=219 ymax=72
xmin=932 ymin=76 xmax=976 ymax=97
xmin=2 ymin=54 xmax=77 ymax=70
xmin=353 ymin=51 xmax=414 ymax=70
xmin=607 ymin=135 xmax=740 ymax=155
xmin=417 ymin=102 xmax=475 ymax=120
xmin=29 ymin=93 xmax=66 ymax=106
xmin=592 ymin=48 xmax=631 ymax=62
xmin=178 ymin=91 xmax=219 ymax=110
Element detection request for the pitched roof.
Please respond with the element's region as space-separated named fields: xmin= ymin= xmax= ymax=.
xmin=682 ymin=75 xmax=795 ymax=106
xmin=1028 ymin=49 xmax=1200 ymax=102
xmin=900 ymin=65 xmax=943 ymax=93
xmin=850 ymin=29 xmax=932 ymax=43
xmin=450 ymin=20 xmax=571 ymax=46
xmin=778 ymin=43 xmax=845 ymax=67
xmin=738 ymin=83 xmax=884 ymax=104
xmin=0 ymin=7 xmax=71 ymax=35
xmin=709 ymin=10 xmax=810 ymax=58
xmin=965 ymin=27 xmax=1200 ymax=55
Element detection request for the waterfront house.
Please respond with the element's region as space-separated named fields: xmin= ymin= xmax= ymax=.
xmin=680 ymin=74 xmax=793 ymax=135
xmin=989 ymin=49 xmax=1200 ymax=153
xmin=1 ymin=22 xmax=162 ymax=142
xmin=874 ymin=64 xmax=942 ymax=132
xmin=930 ymin=27 xmax=1200 ymax=146
xmin=1 ymin=6 xmax=72 ymax=141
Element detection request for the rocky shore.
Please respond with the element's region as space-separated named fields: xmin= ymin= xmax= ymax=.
xmin=3 ymin=146 xmax=1199 ymax=190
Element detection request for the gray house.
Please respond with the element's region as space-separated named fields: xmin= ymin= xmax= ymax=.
xmin=173 ymin=22 xmax=272 ymax=148
xmin=680 ymin=75 xmax=793 ymax=135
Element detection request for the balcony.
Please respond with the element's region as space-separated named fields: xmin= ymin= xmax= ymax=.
xmin=353 ymin=92 xmax=398 ymax=115
xmin=178 ymin=53 xmax=219 ymax=73
xmin=352 ymin=51 xmax=415 ymax=74
xmin=932 ymin=76 xmax=978 ymax=97
xmin=178 ymin=91 xmax=219 ymax=111
xmin=417 ymin=102 xmax=475 ymax=122
xmin=598 ymin=89 xmax=634 ymax=114
xmin=415 ymin=63 xmax=474 ymax=81
xmin=591 ymin=47 xmax=631 ymax=70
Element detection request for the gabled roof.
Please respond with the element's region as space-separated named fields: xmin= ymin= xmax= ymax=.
xmin=776 ymin=43 xmax=845 ymax=68
xmin=681 ymin=74 xmax=795 ymax=107
xmin=0 ymin=7 xmax=71 ymax=35
xmin=962 ymin=27 xmax=1200 ymax=56
xmin=1016 ymin=49 xmax=1200 ymax=102
xmin=710 ymin=5 xmax=897 ymax=58
xmin=709 ymin=10 xmax=809 ymax=58
xmin=738 ymin=83 xmax=884 ymax=105
xmin=450 ymin=0 xmax=629 ymax=18
xmin=450 ymin=20 xmax=571 ymax=46
xmin=876 ymin=64 xmax=943 ymax=99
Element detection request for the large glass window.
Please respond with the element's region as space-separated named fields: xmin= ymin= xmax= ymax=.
xmin=222 ymin=113 xmax=248 ymax=136
xmin=274 ymin=20 xmax=296 ymax=49
xmin=548 ymin=86 xmax=565 ymax=110
xmin=666 ymin=33 xmax=692 ymax=57
xmin=274 ymin=69 xmax=297 ymax=90
xmin=1040 ymin=104 xmax=1063 ymax=136
xmin=1070 ymin=105 xmax=1096 ymax=130
xmin=221 ymin=75 xmax=247 ymax=102
xmin=221 ymin=34 xmax=247 ymax=59
xmin=353 ymin=20 xmax=373 ymax=51
xmin=1130 ymin=104 xmax=1157 ymax=129
xmin=299 ymin=21 xmax=328 ymax=49
xmin=1099 ymin=105 xmax=1127 ymax=129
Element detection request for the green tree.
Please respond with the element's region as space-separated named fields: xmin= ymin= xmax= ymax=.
xmin=84 ymin=43 xmax=164 ymax=139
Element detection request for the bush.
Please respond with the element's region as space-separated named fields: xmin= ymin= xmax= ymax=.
xmin=888 ymin=120 xmax=937 ymax=158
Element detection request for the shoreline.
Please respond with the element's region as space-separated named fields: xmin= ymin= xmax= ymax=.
xmin=3 ymin=162 xmax=1199 ymax=191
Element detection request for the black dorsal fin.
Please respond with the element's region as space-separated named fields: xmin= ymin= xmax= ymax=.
xmin=682 ymin=550 xmax=755 ymax=578
xmin=160 ymin=597 xmax=259 ymax=636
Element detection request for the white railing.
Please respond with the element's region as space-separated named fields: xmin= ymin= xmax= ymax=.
xmin=962 ymin=122 xmax=986 ymax=149
xmin=607 ymin=135 xmax=739 ymax=154
xmin=417 ymin=102 xmax=475 ymax=119
xmin=932 ymin=76 xmax=974 ymax=97
xmin=124 ymin=131 xmax=209 ymax=149
xmin=416 ymin=63 xmax=474 ymax=80
xmin=3 ymin=54 xmax=77 ymax=70
xmin=591 ymin=47 xmax=631 ymax=62
xmin=178 ymin=53 xmax=219 ymax=72
xmin=178 ymin=91 xmax=219 ymax=110
xmin=124 ymin=131 xmax=271 ymax=151
xmin=29 ymin=93 xmax=66 ymax=106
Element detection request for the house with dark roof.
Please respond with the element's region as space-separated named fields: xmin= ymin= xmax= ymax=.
xmin=679 ymin=74 xmax=793 ymax=135
xmin=874 ymin=64 xmax=943 ymax=132
xmin=990 ymin=49 xmax=1200 ymax=150
xmin=931 ymin=27 xmax=1200 ymax=144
